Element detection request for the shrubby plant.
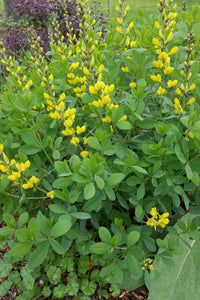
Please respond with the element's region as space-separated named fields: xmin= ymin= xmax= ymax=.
xmin=0 ymin=0 xmax=200 ymax=298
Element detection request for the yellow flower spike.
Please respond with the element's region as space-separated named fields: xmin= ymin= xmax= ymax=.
xmin=80 ymin=151 xmax=89 ymax=158
xmin=155 ymin=21 xmax=161 ymax=30
xmin=187 ymin=97 xmax=195 ymax=105
xmin=129 ymin=82 xmax=136 ymax=88
xmin=102 ymin=116 xmax=112 ymax=123
xmin=156 ymin=86 xmax=166 ymax=95
xmin=47 ymin=191 xmax=54 ymax=199
xmin=189 ymin=84 xmax=195 ymax=91
xmin=89 ymin=85 xmax=97 ymax=95
xmin=76 ymin=125 xmax=86 ymax=134
xmin=83 ymin=67 xmax=90 ymax=77
xmin=116 ymin=27 xmax=123 ymax=34
xmin=97 ymin=64 xmax=104 ymax=74
xmin=121 ymin=66 xmax=129 ymax=73
xmin=169 ymin=46 xmax=178 ymax=55
xmin=118 ymin=115 xmax=127 ymax=122
xmin=150 ymin=74 xmax=161 ymax=83
xmin=174 ymin=98 xmax=183 ymax=114
xmin=59 ymin=93 xmax=66 ymax=102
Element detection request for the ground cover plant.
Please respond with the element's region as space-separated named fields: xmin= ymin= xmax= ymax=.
xmin=1 ymin=0 xmax=200 ymax=299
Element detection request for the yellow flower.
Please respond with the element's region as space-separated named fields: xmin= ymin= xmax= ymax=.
xmin=97 ymin=64 xmax=104 ymax=74
xmin=118 ymin=115 xmax=127 ymax=122
xmin=189 ymin=84 xmax=195 ymax=91
xmin=128 ymin=21 xmax=134 ymax=29
xmin=121 ymin=66 xmax=129 ymax=73
xmin=130 ymin=41 xmax=136 ymax=47
xmin=115 ymin=6 xmax=120 ymax=12
xmin=116 ymin=27 xmax=123 ymax=34
xmin=102 ymin=116 xmax=112 ymax=123
xmin=8 ymin=172 xmax=21 ymax=181
xmin=102 ymin=95 xmax=111 ymax=105
xmin=125 ymin=5 xmax=130 ymax=11
xmin=83 ymin=67 xmax=90 ymax=77
xmin=44 ymin=93 xmax=50 ymax=99
xmin=152 ymin=38 xmax=161 ymax=47
xmin=169 ymin=46 xmax=178 ymax=55
xmin=49 ymin=111 xmax=60 ymax=119
xmin=47 ymin=191 xmax=54 ymax=199
xmin=80 ymin=151 xmax=89 ymax=158
xmin=164 ymin=66 xmax=174 ymax=75
xmin=176 ymin=88 xmax=182 ymax=96
xmin=167 ymin=80 xmax=177 ymax=88
xmin=146 ymin=207 xmax=169 ymax=230
xmin=105 ymin=84 xmax=114 ymax=93
xmin=151 ymin=74 xmax=161 ymax=83
xmin=49 ymin=74 xmax=53 ymax=82
xmin=187 ymin=97 xmax=195 ymax=105
xmin=129 ymin=82 xmax=136 ymax=88
xmin=29 ymin=176 xmax=39 ymax=184
xmin=59 ymin=93 xmax=66 ymax=102
xmin=142 ymin=258 xmax=154 ymax=271
xmin=117 ymin=17 xmax=123 ymax=24
xmin=70 ymin=137 xmax=80 ymax=146
xmin=0 ymin=144 xmax=3 ymax=152
xmin=156 ymin=86 xmax=166 ymax=95
xmin=167 ymin=31 xmax=173 ymax=43
xmin=158 ymin=212 xmax=169 ymax=228
xmin=153 ymin=60 xmax=163 ymax=69
xmin=62 ymin=128 xmax=74 ymax=136
xmin=174 ymin=98 xmax=183 ymax=114
xmin=188 ymin=131 xmax=194 ymax=139
xmin=155 ymin=21 xmax=161 ymax=30
xmin=159 ymin=29 xmax=164 ymax=39
xmin=159 ymin=52 xmax=168 ymax=61
xmin=83 ymin=137 xmax=89 ymax=144
xmin=76 ymin=125 xmax=86 ymax=134
xmin=95 ymin=81 xmax=105 ymax=91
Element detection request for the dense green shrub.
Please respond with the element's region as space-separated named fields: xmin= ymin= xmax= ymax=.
xmin=0 ymin=0 xmax=200 ymax=298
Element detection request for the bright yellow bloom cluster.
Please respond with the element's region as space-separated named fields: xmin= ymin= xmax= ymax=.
xmin=151 ymin=74 xmax=161 ymax=83
xmin=146 ymin=207 xmax=169 ymax=230
xmin=167 ymin=79 xmax=177 ymax=88
xmin=156 ymin=86 xmax=166 ymax=95
xmin=121 ymin=66 xmax=129 ymax=73
xmin=0 ymin=144 xmax=39 ymax=188
xmin=174 ymin=98 xmax=183 ymax=114
xmin=47 ymin=191 xmax=55 ymax=199
xmin=142 ymin=258 xmax=154 ymax=271
xmin=89 ymin=81 xmax=116 ymax=109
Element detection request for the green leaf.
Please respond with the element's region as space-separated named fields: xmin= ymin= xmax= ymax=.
xmin=0 ymin=261 xmax=12 ymax=278
xmin=88 ymin=137 xmax=102 ymax=150
xmin=99 ymin=227 xmax=112 ymax=244
xmin=70 ymin=212 xmax=91 ymax=219
xmin=131 ymin=166 xmax=147 ymax=174
xmin=149 ymin=213 xmax=200 ymax=300
xmin=84 ymin=182 xmax=95 ymax=200
xmin=185 ymin=163 xmax=193 ymax=180
xmin=20 ymin=144 xmax=41 ymax=155
xmin=116 ymin=121 xmax=132 ymax=130
xmin=94 ymin=175 xmax=105 ymax=190
xmin=18 ymin=212 xmax=29 ymax=228
xmin=127 ymin=231 xmax=140 ymax=247
xmin=10 ymin=241 xmax=33 ymax=257
xmin=28 ymin=242 xmax=50 ymax=269
xmin=53 ymin=149 xmax=60 ymax=160
xmin=90 ymin=242 xmax=110 ymax=254
xmin=49 ymin=239 xmax=65 ymax=255
xmin=105 ymin=186 xmax=116 ymax=200
xmin=106 ymin=173 xmax=125 ymax=187
xmin=16 ymin=228 xmax=32 ymax=242
xmin=175 ymin=144 xmax=186 ymax=164
xmin=137 ymin=183 xmax=145 ymax=200
xmin=49 ymin=204 xmax=66 ymax=214
xmin=50 ymin=218 xmax=72 ymax=238
xmin=191 ymin=120 xmax=200 ymax=140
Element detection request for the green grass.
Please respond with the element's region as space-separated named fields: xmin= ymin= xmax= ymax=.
xmin=99 ymin=0 xmax=200 ymax=17
xmin=0 ymin=0 xmax=3 ymax=12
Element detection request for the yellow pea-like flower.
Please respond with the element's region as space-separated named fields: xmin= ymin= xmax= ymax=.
xmin=76 ymin=125 xmax=86 ymax=134
xmin=118 ymin=115 xmax=127 ymax=122
xmin=121 ymin=66 xmax=129 ymax=73
xmin=59 ymin=93 xmax=66 ymax=102
xmin=47 ymin=191 xmax=54 ymax=199
xmin=151 ymin=74 xmax=161 ymax=83
xmin=80 ymin=151 xmax=89 ymax=158
xmin=164 ymin=66 xmax=174 ymax=75
xmin=116 ymin=27 xmax=123 ymax=34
